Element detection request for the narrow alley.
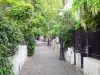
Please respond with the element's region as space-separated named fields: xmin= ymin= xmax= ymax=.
xmin=19 ymin=43 xmax=82 ymax=75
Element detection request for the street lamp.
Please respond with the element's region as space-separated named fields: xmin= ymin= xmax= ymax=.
xmin=58 ymin=9 xmax=65 ymax=60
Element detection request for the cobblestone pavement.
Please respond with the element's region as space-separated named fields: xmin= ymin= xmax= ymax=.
xmin=19 ymin=44 xmax=83 ymax=75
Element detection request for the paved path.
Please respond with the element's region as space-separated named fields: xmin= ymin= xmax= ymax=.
xmin=19 ymin=44 xmax=82 ymax=75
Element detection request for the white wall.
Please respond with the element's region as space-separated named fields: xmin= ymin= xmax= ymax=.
xmin=11 ymin=45 xmax=27 ymax=75
xmin=84 ymin=57 xmax=100 ymax=75
xmin=51 ymin=39 xmax=60 ymax=52
xmin=65 ymin=47 xmax=74 ymax=64
xmin=76 ymin=53 xmax=81 ymax=68
xmin=63 ymin=0 xmax=73 ymax=11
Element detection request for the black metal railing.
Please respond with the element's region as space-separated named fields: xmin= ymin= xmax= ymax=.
xmin=72 ymin=30 xmax=100 ymax=59
xmin=88 ymin=31 xmax=100 ymax=59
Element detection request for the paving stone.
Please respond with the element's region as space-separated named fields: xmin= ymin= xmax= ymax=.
xmin=19 ymin=44 xmax=83 ymax=75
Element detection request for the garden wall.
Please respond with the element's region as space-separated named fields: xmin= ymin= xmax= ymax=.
xmin=76 ymin=53 xmax=81 ymax=68
xmin=11 ymin=45 xmax=27 ymax=75
xmin=51 ymin=39 xmax=60 ymax=52
xmin=84 ymin=57 xmax=100 ymax=75
xmin=65 ymin=47 xmax=74 ymax=64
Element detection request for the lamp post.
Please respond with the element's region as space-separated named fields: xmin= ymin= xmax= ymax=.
xmin=58 ymin=9 xmax=65 ymax=60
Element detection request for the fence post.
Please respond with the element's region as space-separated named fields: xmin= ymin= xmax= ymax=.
xmin=86 ymin=32 xmax=89 ymax=57
xmin=73 ymin=29 xmax=76 ymax=65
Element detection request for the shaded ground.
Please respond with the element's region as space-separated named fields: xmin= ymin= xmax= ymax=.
xmin=19 ymin=43 xmax=82 ymax=75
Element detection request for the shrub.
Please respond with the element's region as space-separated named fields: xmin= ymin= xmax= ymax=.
xmin=0 ymin=57 xmax=14 ymax=75
xmin=26 ymin=33 xmax=35 ymax=56
xmin=0 ymin=17 xmax=24 ymax=57
xmin=0 ymin=0 xmax=35 ymax=74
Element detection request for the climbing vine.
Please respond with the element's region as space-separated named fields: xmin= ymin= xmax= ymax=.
xmin=72 ymin=0 xmax=100 ymax=31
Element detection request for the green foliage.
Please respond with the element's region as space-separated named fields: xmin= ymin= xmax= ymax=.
xmin=32 ymin=0 xmax=41 ymax=11
xmin=74 ymin=22 xmax=81 ymax=30
xmin=0 ymin=58 xmax=14 ymax=75
xmin=0 ymin=0 xmax=35 ymax=74
xmin=32 ymin=13 xmax=46 ymax=28
xmin=5 ymin=1 xmax=36 ymax=56
xmin=6 ymin=3 xmax=34 ymax=21
xmin=33 ymin=0 xmax=63 ymax=36
xmin=26 ymin=33 xmax=35 ymax=56
xmin=0 ymin=17 xmax=24 ymax=57
xmin=0 ymin=0 xmax=63 ymax=74
xmin=50 ymin=24 xmax=61 ymax=35
xmin=72 ymin=0 xmax=86 ymax=11
xmin=40 ymin=0 xmax=63 ymax=19
xmin=50 ymin=11 xmax=80 ymax=48
xmin=33 ymin=28 xmax=43 ymax=36
xmin=72 ymin=0 xmax=100 ymax=31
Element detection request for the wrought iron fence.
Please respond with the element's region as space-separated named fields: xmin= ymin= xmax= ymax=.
xmin=72 ymin=29 xmax=100 ymax=59
xmin=88 ymin=31 xmax=100 ymax=59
